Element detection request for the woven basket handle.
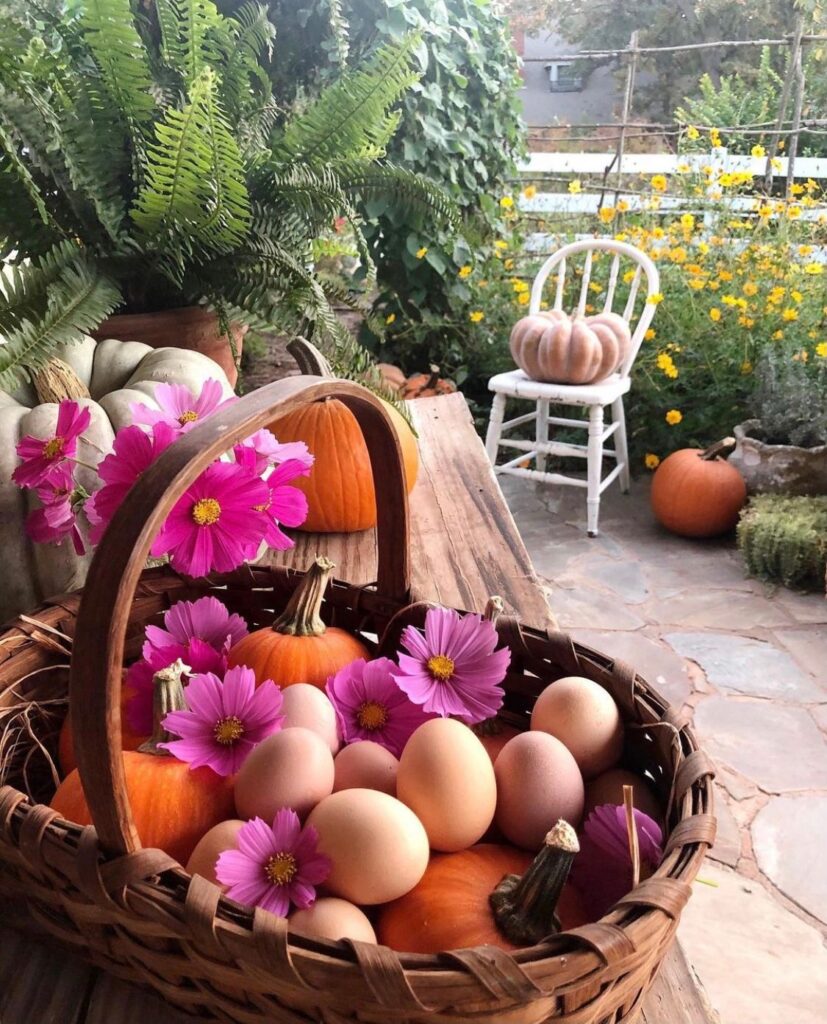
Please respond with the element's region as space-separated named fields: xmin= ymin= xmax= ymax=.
xmin=70 ymin=376 xmax=411 ymax=858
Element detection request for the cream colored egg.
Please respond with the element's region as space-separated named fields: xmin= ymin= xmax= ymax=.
xmin=397 ymin=718 xmax=496 ymax=852
xmin=334 ymin=741 xmax=398 ymax=796
xmin=282 ymin=683 xmax=340 ymax=754
xmin=530 ymin=675 xmax=623 ymax=779
xmin=289 ymin=897 xmax=376 ymax=944
xmin=306 ymin=789 xmax=429 ymax=904
xmin=234 ymin=727 xmax=334 ymax=821
xmin=584 ymin=768 xmax=662 ymax=821
xmin=495 ymin=731 xmax=584 ymax=850
xmin=186 ymin=819 xmax=245 ymax=886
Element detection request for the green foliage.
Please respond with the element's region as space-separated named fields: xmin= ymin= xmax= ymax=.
xmin=749 ymin=342 xmax=827 ymax=448
xmin=0 ymin=0 xmax=452 ymax=390
xmin=737 ymin=494 xmax=827 ymax=592
xmin=675 ymin=49 xmax=783 ymax=155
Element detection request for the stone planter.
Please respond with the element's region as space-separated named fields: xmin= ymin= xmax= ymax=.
xmin=91 ymin=306 xmax=246 ymax=387
xmin=730 ymin=419 xmax=827 ymax=496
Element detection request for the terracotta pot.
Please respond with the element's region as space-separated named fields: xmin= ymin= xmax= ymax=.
xmin=730 ymin=419 xmax=827 ymax=496
xmin=91 ymin=306 xmax=245 ymax=387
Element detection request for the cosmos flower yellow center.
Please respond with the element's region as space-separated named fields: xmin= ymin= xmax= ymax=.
xmin=213 ymin=715 xmax=245 ymax=745
xmin=192 ymin=497 xmax=221 ymax=525
xmin=357 ymin=700 xmax=388 ymax=730
xmin=42 ymin=437 xmax=65 ymax=459
xmin=178 ymin=410 xmax=199 ymax=424
xmin=427 ymin=654 xmax=455 ymax=681
xmin=265 ymin=852 xmax=297 ymax=886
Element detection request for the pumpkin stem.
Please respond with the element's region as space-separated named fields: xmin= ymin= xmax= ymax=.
xmin=489 ymin=819 xmax=580 ymax=945
xmin=288 ymin=337 xmax=334 ymax=378
xmin=483 ymin=595 xmax=504 ymax=623
xmin=32 ymin=358 xmax=91 ymax=403
xmin=426 ymin=364 xmax=441 ymax=389
xmin=138 ymin=659 xmax=190 ymax=756
xmin=700 ymin=437 xmax=736 ymax=461
xmin=272 ymin=556 xmax=335 ymax=636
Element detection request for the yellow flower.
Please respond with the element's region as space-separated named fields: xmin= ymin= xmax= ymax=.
xmin=791 ymin=289 xmax=803 ymax=303
xmin=804 ymin=262 xmax=823 ymax=275
xmin=686 ymin=125 xmax=700 ymax=141
xmin=516 ymin=292 xmax=529 ymax=306
xmin=793 ymin=349 xmax=809 ymax=363
xmin=718 ymin=172 xmax=734 ymax=188
xmin=710 ymin=129 xmax=722 ymax=148
xmin=503 ymin=258 xmax=514 ymax=270
xmin=677 ymin=162 xmax=691 ymax=174
xmin=644 ymin=328 xmax=656 ymax=341
xmin=722 ymin=295 xmax=738 ymax=307
xmin=494 ymin=240 xmax=508 ymax=251
xmin=709 ymin=307 xmax=721 ymax=322
xmin=718 ymin=270 xmax=733 ymax=282
xmin=645 ymin=453 xmax=661 ymax=470
xmin=782 ymin=307 xmax=798 ymax=321
xmin=469 ymin=310 xmax=485 ymax=323
xmin=741 ymin=360 xmax=753 ymax=374
xmin=415 ymin=247 xmax=428 ymax=259
xmin=500 ymin=196 xmax=514 ymax=209
xmin=680 ymin=213 xmax=695 ymax=232
xmin=750 ymin=144 xmax=766 ymax=158
xmin=623 ymin=269 xmax=637 ymax=284
xmin=743 ymin=281 xmax=758 ymax=296
xmin=773 ymin=329 xmax=784 ymax=340
xmin=617 ymin=199 xmax=630 ymax=213
xmin=798 ymin=244 xmax=814 ymax=256
xmin=665 ymin=409 xmax=683 ymax=425
xmin=771 ymin=158 xmax=782 ymax=171
xmin=458 ymin=265 xmax=472 ymax=279
xmin=598 ymin=206 xmax=616 ymax=223
xmin=650 ymin=174 xmax=667 ymax=193
xmin=790 ymin=183 xmax=804 ymax=196
xmin=787 ymin=204 xmax=802 ymax=219
xmin=523 ymin=185 xmax=537 ymax=199
xmin=385 ymin=313 xmax=396 ymax=325
xmin=647 ymin=292 xmax=663 ymax=305
xmin=738 ymin=316 xmax=755 ymax=329
xmin=778 ymin=139 xmax=786 ymax=151
xmin=707 ymin=280 xmax=720 ymax=291
xmin=816 ymin=342 xmax=827 ymax=358
xmin=589 ymin=281 xmax=604 ymax=293
xmin=568 ymin=179 xmax=582 ymax=194
xmin=688 ymin=278 xmax=705 ymax=290
xmin=512 ymin=279 xmax=529 ymax=294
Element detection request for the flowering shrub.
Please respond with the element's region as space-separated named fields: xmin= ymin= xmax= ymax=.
xmin=12 ymin=382 xmax=312 ymax=576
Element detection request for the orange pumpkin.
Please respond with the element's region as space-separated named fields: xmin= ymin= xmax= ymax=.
xmin=51 ymin=664 xmax=234 ymax=865
xmin=377 ymin=362 xmax=407 ymax=392
xmin=58 ymin=678 xmax=147 ymax=776
xmin=509 ymin=309 xmax=631 ymax=385
xmin=271 ymin=339 xmax=418 ymax=533
xmin=228 ymin=556 xmax=369 ymax=690
xmin=399 ymin=365 xmax=457 ymax=400
xmin=651 ymin=437 xmax=746 ymax=538
xmin=376 ymin=827 xmax=587 ymax=953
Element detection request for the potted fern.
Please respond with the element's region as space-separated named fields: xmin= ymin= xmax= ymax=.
xmin=0 ymin=0 xmax=452 ymax=389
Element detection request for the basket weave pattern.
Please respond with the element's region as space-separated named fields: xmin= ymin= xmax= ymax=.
xmin=0 ymin=378 xmax=715 ymax=1024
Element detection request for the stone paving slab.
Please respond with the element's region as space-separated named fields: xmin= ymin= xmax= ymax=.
xmin=772 ymin=627 xmax=827 ymax=680
xmin=709 ymin=786 xmax=742 ymax=869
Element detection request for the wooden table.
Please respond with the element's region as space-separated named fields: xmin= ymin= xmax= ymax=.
xmin=0 ymin=393 xmax=714 ymax=1024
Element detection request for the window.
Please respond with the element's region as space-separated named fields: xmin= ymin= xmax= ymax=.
xmin=544 ymin=61 xmax=584 ymax=93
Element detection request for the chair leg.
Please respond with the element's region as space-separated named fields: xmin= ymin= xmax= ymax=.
xmin=485 ymin=393 xmax=506 ymax=465
xmin=535 ymin=398 xmax=549 ymax=473
xmin=587 ymin=404 xmax=604 ymax=536
xmin=612 ymin=396 xmax=630 ymax=493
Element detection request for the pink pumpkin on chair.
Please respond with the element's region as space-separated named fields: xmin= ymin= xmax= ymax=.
xmin=509 ymin=310 xmax=631 ymax=385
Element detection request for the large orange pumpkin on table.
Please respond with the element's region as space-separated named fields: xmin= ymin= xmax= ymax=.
xmin=651 ymin=437 xmax=747 ymax=538
xmin=51 ymin=663 xmax=234 ymax=865
xmin=228 ymin=556 xmax=369 ymax=690
xmin=270 ymin=339 xmax=419 ymax=533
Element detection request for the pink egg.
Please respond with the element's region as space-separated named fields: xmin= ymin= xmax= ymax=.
xmin=186 ymin=820 xmax=245 ymax=887
xmin=531 ymin=676 xmax=623 ymax=779
xmin=334 ymin=741 xmax=398 ymax=795
xmin=281 ymin=683 xmax=340 ymax=754
xmin=234 ymin=727 xmax=334 ymax=821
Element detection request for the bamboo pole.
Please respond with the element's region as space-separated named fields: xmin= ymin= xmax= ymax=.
xmin=764 ymin=13 xmax=805 ymax=191
xmin=786 ymin=37 xmax=807 ymax=196
xmin=604 ymin=31 xmax=638 ymax=208
xmin=528 ymin=33 xmax=827 ymax=62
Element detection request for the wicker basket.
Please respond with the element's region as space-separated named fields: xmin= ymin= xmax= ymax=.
xmin=0 ymin=377 xmax=715 ymax=1024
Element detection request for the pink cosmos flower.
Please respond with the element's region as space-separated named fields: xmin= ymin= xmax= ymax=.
xmin=570 ymin=805 xmax=663 ymax=920
xmin=160 ymin=664 xmax=285 ymax=776
xmin=130 ymin=379 xmax=231 ymax=435
xmin=150 ymin=461 xmax=269 ymax=577
xmin=215 ymin=809 xmax=330 ymax=916
xmin=25 ymin=468 xmax=86 ymax=554
xmin=13 ymin=401 xmax=91 ymax=488
xmin=233 ymin=430 xmax=313 ymax=476
xmin=393 ymin=607 xmax=511 ymax=724
xmin=145 ymin=595 xmax=248 ymax=659
xmin=326 ymin=657 xmax=433 ymax=757
xmin=86 ymin=422 xmax=177 ymax=544
xmin=234 ymin=450 xmax=308 ymax=552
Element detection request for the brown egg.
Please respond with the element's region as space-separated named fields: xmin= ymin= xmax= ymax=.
xmin=307 ymin=789 xmax=429 ymax=904
xmin=234 ymin=727 xmax=334 ymax=821
xmin=495 ymin=731 xmax=584 ymax=850
xmin=186 ymin=819 xmax=245 ymax=886
xmin=397 ymin=718 xmax=497 ymax=852
xmin=281 ymin=683 xmax=340 ymax=754
xmin=584 ymin=768 xmax=662 ymax=821
xmin=334 ymin=741 xmax=398 ymax=796
xmin=530 ymin=676 xmax=623 ymax=779
xmin=289 ymin=897 xmax=376 ymax=943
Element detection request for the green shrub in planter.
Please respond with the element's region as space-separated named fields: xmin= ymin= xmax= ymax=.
xmin=737 ymin=495 xmax=827 ymax=592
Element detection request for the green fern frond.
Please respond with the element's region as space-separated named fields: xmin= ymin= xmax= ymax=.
xmin=154 ymin=0 xmax=224 ymax=84
xmin=343 ymin=162 xmax=459 ymax=229
xmin=0 ymin=117 xmax=53 ymax=228
xmin=273 ymin=34 xmax=420 ymax=166
xmin=0 ymin=257 xmax=120 ymax=390
xmin=327 ymin=0 xmax=350 ymax=68
xmin=132 ymin=68 xmax=251 ymax=251
xmin=0 ymin=241 xmax=82 ymax=337
xmin=217 ymin=2 xmax=275 ymax=119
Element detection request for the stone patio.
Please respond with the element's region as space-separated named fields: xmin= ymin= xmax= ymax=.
xmin=501 ymin=475 xmax=827 ymax=1024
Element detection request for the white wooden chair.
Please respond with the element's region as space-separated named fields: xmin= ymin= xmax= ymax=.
xmin=484 ymin=238 xmax=660 ymax=536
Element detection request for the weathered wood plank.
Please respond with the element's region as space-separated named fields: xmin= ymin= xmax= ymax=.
xmin=267 ymin=393 xmax=554 ymax=630
xmin=640 ymin=944 xmax=719 ymax=1024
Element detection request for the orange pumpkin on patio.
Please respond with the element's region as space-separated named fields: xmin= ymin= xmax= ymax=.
xmin=228 ymin=557 xmax=369 ymax=691
xmin=509 ymin=310 xmax=631 ymax=385
xmin=399 ymin=365 xmax=457 ymax=400
xmin=651 ymin=437 xmax=747 ymax=538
